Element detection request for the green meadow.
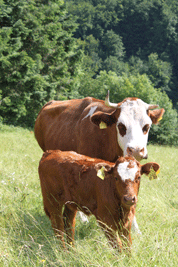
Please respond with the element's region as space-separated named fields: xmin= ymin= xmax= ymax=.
xmin=0 ymin=125 xmax=178 ymax=266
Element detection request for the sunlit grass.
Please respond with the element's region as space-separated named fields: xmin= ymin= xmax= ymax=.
xmin=0 ymin=124 xmax=178 ymax=266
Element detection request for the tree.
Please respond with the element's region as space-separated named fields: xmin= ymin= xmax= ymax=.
xmin=65 ymin=0 xmax=178 ymax=107
xmin=0 ymin=0 xmax=82 ymax=127
xmin=128 ymin=53 xmax=172 ymax=92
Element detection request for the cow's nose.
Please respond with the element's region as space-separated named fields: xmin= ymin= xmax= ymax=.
xmin=123 ymin=195 xmax=137 ymax=206
xmin=127 ymin=147 xmax=145 ymax=161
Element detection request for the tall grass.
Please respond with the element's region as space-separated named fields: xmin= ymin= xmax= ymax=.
xmin=0 ymin=125 xmax=178 ymax=266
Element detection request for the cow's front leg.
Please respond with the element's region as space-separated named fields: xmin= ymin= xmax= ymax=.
xmin=98 ymin=220 xmax=122 ymax=252
xmin=120 ymin=226 xmax=132 ymax=253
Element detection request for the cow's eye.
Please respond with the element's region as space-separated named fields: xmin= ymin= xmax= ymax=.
xmin=118 ymin=123 xmax=126 ymax=136
xmin=142 ymin=124 xmax=150 ymax=134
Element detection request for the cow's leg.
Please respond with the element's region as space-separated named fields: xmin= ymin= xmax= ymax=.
xmin=63 ymin=205 xmax=77 ymax=246
xmin=131 ymin=216 xmax=142 ymax=234
xmin=46 ymin=207 xmax=66 ymax=248
xmin=98 ymin=221 xmax=122 ymax=252
xmin=120 ymin=226 xmax=132 ymax=253
xmin=44 ymin=201 xmax=66 ymax=248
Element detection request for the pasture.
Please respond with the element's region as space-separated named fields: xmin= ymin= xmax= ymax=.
xmin=0 ymin=125 xmax=178 ymax=266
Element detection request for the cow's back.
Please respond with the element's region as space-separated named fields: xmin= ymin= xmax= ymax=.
xmin=35 ymin=97 xmax=122 ymax=161
xmin=34 ymin=97 xmax=97 ymax=152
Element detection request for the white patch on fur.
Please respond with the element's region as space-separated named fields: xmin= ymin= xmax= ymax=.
xmin=116 ymin=99 xmax=152 ymax=158
xmin=78 ymin=211 xmax=89 ymax=223
xmin=131 ymin=215 xmax=142 ymax=234
xmin=82 ymin=106 xmax=98 ymax=120
xmin=117 ymin=161 xmax=138 ymax=182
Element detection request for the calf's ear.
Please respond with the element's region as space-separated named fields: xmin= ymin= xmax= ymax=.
xmin=148 ymin=108 xmax=165 ymax=124
xmin=95 ymin=163 xmax=113 ymax=180
xmin=141 ymin=162 xmax=160 ymax=176
xmin=91 ymin=109 xmax=121 ymax=129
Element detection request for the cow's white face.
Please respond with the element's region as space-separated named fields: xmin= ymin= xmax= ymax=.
xmin=90 ymin=94 xmax=164 ymax=161
xmin=116 ymin=99 xmax=152 ymax=161
xmin=116 ymin=99 xmax=152 ymax=160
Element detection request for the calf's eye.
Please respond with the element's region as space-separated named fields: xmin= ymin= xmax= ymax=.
xmin=142 ymin=124 xmax=150 ymax=134
xmin=118 ymin=123 xmax=126 ymax=136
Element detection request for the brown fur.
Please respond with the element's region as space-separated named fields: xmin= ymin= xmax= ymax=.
xmin=38 ymin=150 xmax=159 ymax=251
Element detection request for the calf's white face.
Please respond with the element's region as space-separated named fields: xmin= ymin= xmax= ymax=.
xmin=116 ymin=99 xmax=152 ymax=161
xmin=117 ymin=161 xmax=138 ymax=182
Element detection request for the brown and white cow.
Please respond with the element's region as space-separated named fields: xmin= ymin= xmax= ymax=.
xmin=34 ymin=91 xmax=164 ymax=231
xmin=34 ymin=91 xmax=164 ymax=162
xmin=38 ymin=150 xmax=160 ymax=251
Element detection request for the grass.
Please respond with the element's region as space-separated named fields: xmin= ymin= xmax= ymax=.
xmin=0 ymin=124 xmax=178 ymax=266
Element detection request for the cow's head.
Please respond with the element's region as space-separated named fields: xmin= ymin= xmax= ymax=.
xmin=96 ymin=156 xmax=160 ymax=209
xmin=91 ymin=91 xmax=165 ymax=161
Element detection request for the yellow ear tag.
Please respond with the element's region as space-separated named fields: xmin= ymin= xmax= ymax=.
xmin=156 ymin=169 xmax=160 ymax=175
xmin=158 ymin=116 xmax=162 ymax=122
xmin=148 ymin=167 xmax=160 ymax=180
xmin=99 ymin=121 xmax=107 ymax=129
xmin=97 ymin=166 xmax=105 ymax=180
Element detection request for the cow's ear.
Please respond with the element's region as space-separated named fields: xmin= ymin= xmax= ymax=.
xmin=141 ymin=162 xmax=160 ymax=176
xmin=95 ymin=163 xmax=113 ymax=180
xmin=91 ymin=109 xmax=121 ymax=129
xmin=148 ymin=108 xmax=165 ymax=124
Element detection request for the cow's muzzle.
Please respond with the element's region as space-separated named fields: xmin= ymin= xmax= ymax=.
xmin=127 ymin=147 xmax=146 ymax=161
xmin=123 ymin=195 xmax=137 ymax=207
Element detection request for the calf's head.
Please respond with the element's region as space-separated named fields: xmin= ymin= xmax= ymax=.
xmin=96 ymin=156 xmax=160 ymax=209
xmin=91 ymin=91 xmax=165 ymax=161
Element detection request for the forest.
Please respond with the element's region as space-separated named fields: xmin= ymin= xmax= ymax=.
xmin=0 ymin=0 xmax=178 ymax=145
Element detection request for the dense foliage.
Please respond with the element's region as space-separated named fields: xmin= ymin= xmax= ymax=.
xmin=0 ymin=0 xmax=81 ymax=126
xmin=66 ymin=0 xmax=178 ymax=104
xmin=0 ymin=0 xmax=178 ymax=144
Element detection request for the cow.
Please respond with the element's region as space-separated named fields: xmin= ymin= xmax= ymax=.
xmin=34 ymin=91 xmax=164 ymax=162
xmin=38 ymin=150 xmax=160 ymax=251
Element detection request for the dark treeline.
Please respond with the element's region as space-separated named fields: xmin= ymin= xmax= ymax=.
xmin=0 ymin=0 xmax=178 ymax=145
xmin=66 ymin=0 xmax=178 ymax=105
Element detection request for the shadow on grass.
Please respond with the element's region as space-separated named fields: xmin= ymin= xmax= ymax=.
xmin=4 ymin=208 xmax=99 ymax=256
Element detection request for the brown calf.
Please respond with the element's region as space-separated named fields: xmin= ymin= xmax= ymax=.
xmin=38 ymin=150 xmax=160 ymax=251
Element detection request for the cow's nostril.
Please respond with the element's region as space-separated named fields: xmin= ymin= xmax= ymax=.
xmin=132 ymin=196 xmax=136 ymax=202
xmin=124 ymin=196 xmax=128 ymax=202
xmin=140 ymin=148 xmax=144 ymax=153
xmin=127 ymin=147 xmax=134 ymax=154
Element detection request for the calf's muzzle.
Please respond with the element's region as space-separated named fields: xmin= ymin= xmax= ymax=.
xmin=123 ymin=195 xmax=137 ymax=206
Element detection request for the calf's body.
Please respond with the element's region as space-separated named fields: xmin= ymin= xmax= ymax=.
xmin=38 ymin=150 xmax=159 ymax=251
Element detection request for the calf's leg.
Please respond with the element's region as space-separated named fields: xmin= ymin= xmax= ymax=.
xmin=43 ymin=192 xmax=66 ymax=248
xmin=63 ymin=205 xmax=77 ymax=246
xmin=45 ymin=205 xmax=66 ymax=248
xmin=98 ymin=221 xmax=122 ymax=252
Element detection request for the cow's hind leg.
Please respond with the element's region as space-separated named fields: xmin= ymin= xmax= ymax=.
xmin=63 ymin=205 xmax=77 ymax=246
xmin=44 ymin=205 xmax=66 ymax=248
